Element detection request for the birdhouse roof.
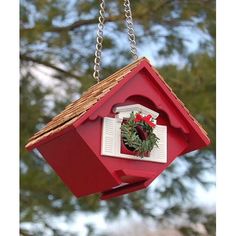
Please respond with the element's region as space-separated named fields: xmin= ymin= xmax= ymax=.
xmin=26 ymin=57 xmax=209 ymax=150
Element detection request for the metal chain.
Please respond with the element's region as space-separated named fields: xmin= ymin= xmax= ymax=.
xmin=93 ymin=0 xmax=106 ymax=83
xmin=93 ymin=0 xmax=138 ymax=82
xmin=124 ymin=0 xmax=138 ymax=60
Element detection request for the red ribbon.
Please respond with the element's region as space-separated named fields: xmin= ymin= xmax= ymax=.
xmin=134 ymin=113 xmax=156 ymax=128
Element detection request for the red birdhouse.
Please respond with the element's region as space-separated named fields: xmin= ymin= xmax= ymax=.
xmin=26 ymin=57 xmax=210 ymax=200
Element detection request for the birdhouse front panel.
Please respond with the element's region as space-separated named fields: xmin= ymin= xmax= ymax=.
xmin=26 ymin=57 xmax=210 ymax=200
xmin=76 ymin=67 xmax=192 ymax=198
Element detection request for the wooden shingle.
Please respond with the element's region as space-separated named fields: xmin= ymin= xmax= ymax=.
xmin=26 ymin=58 xmax=145 ymax=148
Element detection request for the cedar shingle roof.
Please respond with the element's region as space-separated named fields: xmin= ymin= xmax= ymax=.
xmin=26 ymin=57 xmax=209 ymax=149
xmin=26 ymin=57 xmax=146 ymax=148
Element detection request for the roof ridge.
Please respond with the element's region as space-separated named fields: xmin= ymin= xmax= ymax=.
xmin=83 ymin=57 xmax=147 ymax=95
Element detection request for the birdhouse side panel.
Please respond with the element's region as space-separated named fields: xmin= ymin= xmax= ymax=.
xmin=37 ymin=128 xmax=120 ymax=197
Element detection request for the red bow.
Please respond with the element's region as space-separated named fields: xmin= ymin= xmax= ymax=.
xmin=134 ymin=113 xmax=156 ymax=128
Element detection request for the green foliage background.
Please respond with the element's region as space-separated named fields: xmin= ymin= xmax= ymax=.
xmin=20 ymin=0 xmax=215 ymax=235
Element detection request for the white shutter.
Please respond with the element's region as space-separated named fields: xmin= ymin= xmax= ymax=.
xmin=150 ymin=125 xmax=167 ymax=163
xmin=101 ymin=117 xmax=117 ymax=156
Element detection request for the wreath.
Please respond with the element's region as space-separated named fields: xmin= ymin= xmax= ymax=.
xmin=121 ymin=112 xmax=159 ymax=158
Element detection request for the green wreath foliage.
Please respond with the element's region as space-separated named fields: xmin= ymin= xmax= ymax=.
xmin=121 ymin=112 xmax=159 ymax=158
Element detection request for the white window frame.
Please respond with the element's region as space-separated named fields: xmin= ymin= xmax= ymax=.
xmin=101 ymin=104 xmax=167 ymax=163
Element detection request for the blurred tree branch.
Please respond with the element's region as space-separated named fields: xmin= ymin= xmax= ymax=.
xmin=21 ymin=16 xmax=196 ymax=35
xmin=20 ymin=54 xmax=81 ymax=80
xmin=21 ymin=15 xmax=122 ymax=33
xmin=21 ymin=0 xmax=200 ymax=34
xmin=20 ymin=229 xmax=33 ymax=236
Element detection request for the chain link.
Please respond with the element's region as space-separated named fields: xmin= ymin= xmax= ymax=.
xmin=93 ymin=0 xmax=138 ymax=82
xmin=124 ymin=0 xmax=138 ymax=61
xmin=93 ymin=0 xmax=106 ymax=83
